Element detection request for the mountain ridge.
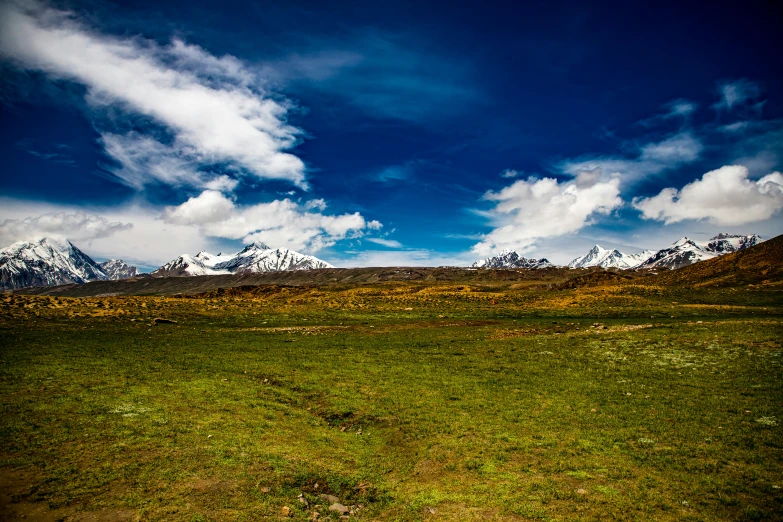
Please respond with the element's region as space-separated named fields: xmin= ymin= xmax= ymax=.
xmin=151 ymin=242 xmax=333 ymax=277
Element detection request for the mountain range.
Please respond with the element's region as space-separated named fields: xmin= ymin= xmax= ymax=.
xmin=472 ymin=250 xmax=554 ymax=269
xmin=475 ymin=233 xmax=761 ymax=271
xmin=567 ymin=233 xmax=760 ymax=270
xmin=0 ymin=233 xmax=764 ymax=291
xmin=0 ymin=238 xmax=334 ymax=290
xmin=151 ymin=242 xmax=333 ymax=277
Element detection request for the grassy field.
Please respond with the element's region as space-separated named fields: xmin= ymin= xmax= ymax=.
xmin=1 ymin=280 xmax=782 ymax=521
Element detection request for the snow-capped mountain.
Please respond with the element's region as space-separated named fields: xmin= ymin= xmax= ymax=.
xmin=568 ymin=245 xmax=656 ymax=269
xmin=0 ymin=237 xmax=107 ymax=290
xmin=152 ymin=242 xmax=334 ymax=277
xmin=98 ymin=259 xmax=140 ymax=280
xmin=213 ymin=242 xmax=334 ymax=273
xmin=637 ymin=237 xmax=718 ymax=270
xmin=472 ymin=249 xmax=554 ymax=269
xmin=150 ymin=254 xmax=231 ymax=277
xmin=704 ymin=233 xmax=761 ymax=254
xmin=569 ymin=234 xmax=761 ymax=271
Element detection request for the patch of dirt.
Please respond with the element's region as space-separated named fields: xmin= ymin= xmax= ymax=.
xmin=0 ymin=467 xmax=138 ymax=521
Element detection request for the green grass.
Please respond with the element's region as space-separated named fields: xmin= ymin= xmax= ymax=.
xmin=1 ymin=283 xmax=782 ymax=521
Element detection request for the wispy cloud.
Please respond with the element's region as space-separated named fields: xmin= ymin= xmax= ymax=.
xmin=15 ymin=139 xmax=75 ymax=166
xmin=374 ymin=159 xmax=432 ymax=183
xmin=265 ymin=32 xmax=479 ymax=122
xmin=639 ymin=98 xmax=698 ymax=127
xmin=338 ymin=248 xmax=474 ymax=268
xmin=0 ymin=0 xmax=307 ymax=188
xmin=558 ymin=131 xmax=703 ymax=184
xmin=715 ymin=79 xmax=762 ymax=112
xmin=365 ymin=237 xmax=402 ymax=248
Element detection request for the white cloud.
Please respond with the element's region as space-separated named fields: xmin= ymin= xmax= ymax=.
xmin=715 ymin=79 xmax=762 ymax=111
xmin=633 ymin=165 xmax=783 ymax=226
xmin=559 ymin=132 xmax=703 ymax=184
xmin=0 ymin=211 xmax=132 ymax=246
xmin=163 ymin=190 xmax=374 ymax=252
xmin=663 ymin=99 xmax=698 ymax=118
xmin=337 ymin=248 xmax=475 ymax=268
xmin=304 ymin=199 xmax=327 ymax=211
xmin=100 ymin=133 xmax=241 ymax=190
xmin=0 ymin=197 xmax=231 ymax=267
xmin=0 ymin=1 xmax=307 ymax=188
xmin=639 ymin=99 xmax=698 ymax=127
xmin=471 ymin=172 xmax=623 ymax=256
xmin=367 ymin=220 xmax=383 ymax=230
xmin=365 ymin=237 xmax=403 ymax=248
xmin=639 ymin=133 xmax=703 ymax=164
xmin=164 ymin=190 xmax=236 ymax=225
xmin=500 ymin=169 xmax=520 ymax=178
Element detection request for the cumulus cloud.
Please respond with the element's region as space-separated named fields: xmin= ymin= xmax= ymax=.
xmin=0 ymin=211 xmax=131 ymax=246
xmin=559 ymin=132 xmax=703 ymax=184
xmin=164 ymin=190 xmax=236 ymax=225
xmin=633 ymin=165 xmax=783 ymax=226
xmin=0 ymin=0 xmax=306 ymax=188
xmin=163 ymin=190 xmax=375 ymax=252
xmin=471 ymin=171 xmax=622 ymax=256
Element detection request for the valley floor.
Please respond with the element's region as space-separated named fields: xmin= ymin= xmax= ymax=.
xmin=1 ymin=281 xmax=782 ymax=521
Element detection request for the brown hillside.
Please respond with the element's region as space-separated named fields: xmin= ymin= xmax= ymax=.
xmin=12 ymin=266 xmax=584 ymax=297
xmin=649 ymin=233 xmax=783 ymax=287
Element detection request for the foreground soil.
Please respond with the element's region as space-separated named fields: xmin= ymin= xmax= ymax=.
xmin=1 ymin=278 xmax=782 ymax=521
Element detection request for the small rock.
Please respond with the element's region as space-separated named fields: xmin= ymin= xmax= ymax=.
xmin=576 ymin=488 xmax=587 ymax=495
xmin=320 ymin=494 xmax=340 ymax=504
xmin=311 ymin=512 xmax=320 ymax=521
xmin=260 ymin=487 xmax=270 ymax=493
xmin=152 ymin=317 xmax=177 ymax=324
xmin=428 ymin=507 xmax=437 ymax=514
xmin=329 ymin=502 xmax=350 ymax=515
xmin=282 ymin=506 xmax=293 ymax=517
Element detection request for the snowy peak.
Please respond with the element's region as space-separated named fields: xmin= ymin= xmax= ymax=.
xmin=638 ymin=238 xmax=716 ymax=270
xmin=214 ymin=246 xmax=334 ymax=273
xmin=153 ymin=244 xmax=333 ymax=277
xmin=568 ymin=245 xmax=654 ymax=269
xmin=151 ymin=254 xmax=230 ymax=277
xmin=704 ymin=233 xmax=761 ymax=254
xmin=0 ymin=237 xmax=107 ymax=290
xmin=637 ymin=234 xmax=761 ymax=270
xmin=98 ymin=259 xmax=140 ymax=280
xmin=238 ymin=242 xmax=271 ymax=253
xmin=472 ymin=250 xmax=554 ymax=269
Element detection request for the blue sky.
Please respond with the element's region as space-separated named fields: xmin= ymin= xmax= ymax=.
xmin=0 ymin=0 xmax=781 ymax=270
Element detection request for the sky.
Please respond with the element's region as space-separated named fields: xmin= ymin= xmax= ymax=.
xmin=0 ymin=0 xmax=781 ymax=270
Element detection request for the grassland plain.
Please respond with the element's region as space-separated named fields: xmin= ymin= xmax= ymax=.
xmin=1 ymin=275 xmax=782 ymax=521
